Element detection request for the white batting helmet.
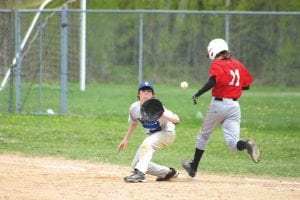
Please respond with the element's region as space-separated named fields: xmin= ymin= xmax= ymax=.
xmin=207 ymin=38 xmax=229 ymax=60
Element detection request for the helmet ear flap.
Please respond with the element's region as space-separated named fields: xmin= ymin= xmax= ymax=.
xmin=209 ymin=52 xmax=215 ymax=60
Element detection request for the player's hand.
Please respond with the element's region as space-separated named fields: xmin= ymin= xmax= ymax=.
xmin=117 ymin=139 xmax=128 ymax=153
xmin=192 ymin=95 xmax=198 ymax=105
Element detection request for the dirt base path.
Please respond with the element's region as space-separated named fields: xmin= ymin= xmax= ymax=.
xmin=0 ymin=154 xmax=299 ymax=200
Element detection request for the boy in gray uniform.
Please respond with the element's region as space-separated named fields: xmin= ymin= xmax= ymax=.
xmin=118 ymin=81 xmax=180 ymax=183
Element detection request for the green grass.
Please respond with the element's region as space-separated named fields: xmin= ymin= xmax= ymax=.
xmin=0 ymin=83 xmax=299 ymax=179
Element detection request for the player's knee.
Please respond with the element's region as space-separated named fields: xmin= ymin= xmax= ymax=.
xmin=140 ymin=142 xmax=153 ymax=154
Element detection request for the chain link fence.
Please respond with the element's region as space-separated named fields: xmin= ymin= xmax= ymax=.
xmin=0 ymin=9 xmax=299 ymax=114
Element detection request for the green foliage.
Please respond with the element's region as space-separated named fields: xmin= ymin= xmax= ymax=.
xmin=87 ymin=0 xmax=300 ymax=11
xmin=81 ymin=2 xmax=300 ymax=86
xmin=0 ymin=83 xmax=299 ymax=179
xmin=1 ymin=1 xmax=299 ymax=87
xmin=0 ymin=0 xmax=80 ymax=9
xmin=3 ymin=0 xmax=299 ymax=11
xmin=0 ymin=0 xmax=41 ymax=9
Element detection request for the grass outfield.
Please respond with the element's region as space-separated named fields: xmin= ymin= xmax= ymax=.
xmin=0 ymin=83 xmax=299 ymax=178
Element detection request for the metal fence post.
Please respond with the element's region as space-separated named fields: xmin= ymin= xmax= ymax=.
xmin=15 ymin=10 xmax=22 ymax=114
xmin=38 ymin=11 xmax=44 ymax=114
xmin=8 ymin=10 xmax=15 ymax=113
xmin=60 ymin=5 xmax=68 ymax=115
xmin=225 ymin=14 xmax=230 ymax=45
xmin=138 ymin=13 xmax=143 ymax=83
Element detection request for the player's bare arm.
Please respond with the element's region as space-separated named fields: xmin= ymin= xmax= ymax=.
xmin=117 ymin=123 xmax=137 ymax=153
xmin=160 ymin=112 xmax=180 ymax=124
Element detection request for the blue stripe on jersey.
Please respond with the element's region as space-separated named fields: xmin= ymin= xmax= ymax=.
xmin=138 ymin=119 xmax=160 ymax=131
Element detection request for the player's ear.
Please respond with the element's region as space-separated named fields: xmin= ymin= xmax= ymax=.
xmin=137 ymin=91 xmax=141 ymax=100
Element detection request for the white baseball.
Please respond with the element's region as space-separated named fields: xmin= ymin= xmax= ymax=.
xmin=47 ymin=108 xmax=55 ymax=115
xmin=180 ymin=81 xmax=188 ymax=89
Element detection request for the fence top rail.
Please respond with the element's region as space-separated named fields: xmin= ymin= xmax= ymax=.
xmin=0 ymin=9 xmax=14 ymax=12
xmin=1 ymin=9 xmax=300 ymax=15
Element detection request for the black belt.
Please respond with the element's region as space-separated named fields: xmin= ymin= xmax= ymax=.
xmin=149 ymin=126 xmax=162 ymax=134
xmin=214 ymin=97 xmax=238 ymax=101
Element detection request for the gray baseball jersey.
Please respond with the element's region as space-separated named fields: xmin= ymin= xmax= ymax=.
xmin=128 ymin=101 xmax=176 ymax=134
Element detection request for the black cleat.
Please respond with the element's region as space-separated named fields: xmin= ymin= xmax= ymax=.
xmin=124 ymin=169 xmax=146 ymax=183
xmin=182 ymin=160 xmax=197 ymax=178
xmin=156 ymin=167 xmax=179 ymax=181
xmin=246 ymin=139 xmax=260 ymax=163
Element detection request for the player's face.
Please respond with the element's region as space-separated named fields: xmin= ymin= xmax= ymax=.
xmin=139 ymin=89 xmax=154 ymax=104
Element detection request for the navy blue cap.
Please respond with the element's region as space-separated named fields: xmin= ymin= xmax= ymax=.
xmin=138 ymin=81 xmax=154 ymax=92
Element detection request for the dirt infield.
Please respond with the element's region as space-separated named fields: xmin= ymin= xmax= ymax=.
xmin=0 ymin=154 xmax=299 ymax=200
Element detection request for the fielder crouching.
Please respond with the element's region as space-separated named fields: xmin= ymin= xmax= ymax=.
xmin=118 ymin=81 xmax=180 ymax=183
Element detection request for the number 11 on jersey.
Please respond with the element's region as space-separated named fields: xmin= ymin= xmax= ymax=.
xmin=229 ymin=69 xmax=240 ymax=86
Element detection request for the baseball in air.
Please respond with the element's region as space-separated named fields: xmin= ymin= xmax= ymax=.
xmin=180 ymin=81 xmax=188 ymax=89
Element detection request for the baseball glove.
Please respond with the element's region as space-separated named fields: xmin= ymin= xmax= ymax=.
xmin=140 ymin=98 xmax=164 ymax=121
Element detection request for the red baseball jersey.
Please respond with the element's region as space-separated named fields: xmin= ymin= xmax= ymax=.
xmin=209 ymin=58 xmax=253 ymax=99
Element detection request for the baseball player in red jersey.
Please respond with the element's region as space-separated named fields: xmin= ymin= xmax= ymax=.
xmin=182 ymin=38 xmax=260 ymax=178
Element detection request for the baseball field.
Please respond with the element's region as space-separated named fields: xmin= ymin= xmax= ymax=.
xmin=0 ymin=83 xmax=299 ymax=199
